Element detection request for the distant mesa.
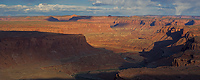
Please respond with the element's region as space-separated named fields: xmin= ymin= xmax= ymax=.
xmin=25 ymin=16 xmax=31 ymax=18
xmin=46 ymin=15 xmax=92 ymax=22
xmin=185 ymin=20 xmax=195 ymax=25
xmin=68 ymin=14 xmax=92 ymax=21
xmin=150 ymin=21 xmax=156 ymax=26
xmin=165 ymin=23 xmax=171 ymax=26
xmin=47 ymin=16 xmax=59 ymax=21
xmin=108 ymin=15 xmax=112 ymax=17
xmin=70 ymin=14 xmax=78 ymax=18
xmin=68 ymin=16 xmax=92 ymax=21
xmin=140 ymin=20 xmax=145 ymax=25
xmin=138 ymin=38 xmax=145 ymax=39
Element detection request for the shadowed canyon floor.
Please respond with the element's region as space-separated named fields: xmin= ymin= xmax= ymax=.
xmin=0 ymin=15 xmax=200 ymax=80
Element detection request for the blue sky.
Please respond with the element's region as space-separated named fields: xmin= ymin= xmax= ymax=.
xmin=0 ymin=0 xmax=200 ymax=16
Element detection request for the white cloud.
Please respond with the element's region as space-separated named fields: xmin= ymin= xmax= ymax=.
xmin=0 ymin=4 xmax=28 ymax=12
xmin=150 ymin=0 xmax=200 ymax=15
xmin=92 ymin=0 xmax=126 ymax=6
xmin=157 ymin=4 xmax=162 ymax=7
xmin=91 ymin=0 xmax=200 ymax=15
xmin=0 ymin=3 xmax=108 ymax=15
xmin=172 ymin=0 xmax=200 ymax=15
xmin=91 ymin=0 xmax=166 ymax=15
xmin=92 ymin=0 xmax=158 ymax=7
xmin=173 ymin=2 xmax=191 ymax=15
xmin=0 ymin=0 xmax=200 ymax=16
xmin=26 ymin=3 xmax=107 ymax=12
xmin=0 ymin=4 xmax=6 ymax=8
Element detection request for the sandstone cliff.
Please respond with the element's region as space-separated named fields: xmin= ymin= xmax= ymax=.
xmin=0 ymin=31 xmax=125 ymax=76
xmin=173 ymin=36 xmax=200 ymax=67
xmin=0 ymin=31 xmax=93 ymax=69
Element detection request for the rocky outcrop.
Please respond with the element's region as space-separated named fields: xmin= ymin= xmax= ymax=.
xmin=172 ymin=36 xmax=200 ymax=67
xmin=0 ymin=31 xmax=94 ymax=69
xmin=172 ymin=50 xmax=200 ymax=67
xmin=189 ymin=36 xmax=200 ymax=50
xmin=112 ymin=18 xmax=200 ymax=28
xmin=46 ymin=16 xmax=59 ymax=21
xmin=116 ymin=36 xmax=200 ymax=79
xmin=116 ymin=66 xmax=200 ymax=80
xmin=181 ymin=35 xmax=200 ymax=51
xmin=0 ymin=31 xmax=125 ymax=76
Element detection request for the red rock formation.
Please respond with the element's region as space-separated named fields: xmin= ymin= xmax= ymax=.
xmin=116 ymin=66 xmax=200 ymax=80
xmin=172 ymin=50 xmax=200 ymax=67
xmin=0 ymin=31 xmax=126 ymax=77
xmin=0 ymin=31 xmax=94 ymax=68
xmin=0 ymin=16 xmax=200 ymax=79
xmin=172 ymin=36 xmax=200 ymax=67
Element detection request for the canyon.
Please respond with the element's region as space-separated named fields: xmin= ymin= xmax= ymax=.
xmin=0 ymin=15 xmax=200 ymax=80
